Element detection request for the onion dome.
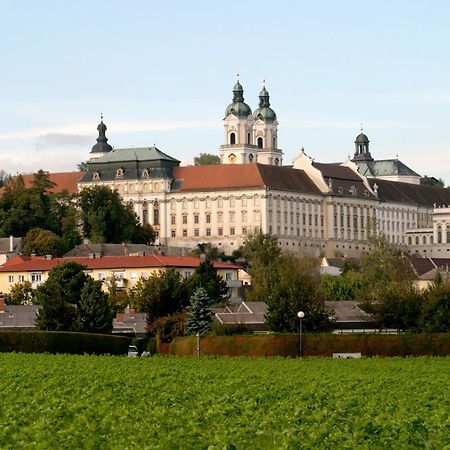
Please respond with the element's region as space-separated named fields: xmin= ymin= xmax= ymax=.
xmin=224 ymin=80 xmax=252 ymax=118
xmin=253 ymin=86 xmax=277 ymax=123
xmin=91 ymin=116 xmax=113 ymax=154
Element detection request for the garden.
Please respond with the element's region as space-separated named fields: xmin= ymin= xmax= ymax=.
xmin=0 ymin=353 xmax=448 ymax=448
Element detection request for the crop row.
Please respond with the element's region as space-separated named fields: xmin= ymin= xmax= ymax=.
xmin=0 ymin=354 xmax=449 ymax=449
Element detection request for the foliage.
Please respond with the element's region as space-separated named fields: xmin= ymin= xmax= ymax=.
xmin=321 ymin=272 xmax=367 ymax=301
xmin=0 ymin=354 xmax=449 ymax=448
xmin=77 ymin=185 xmax=153 ymax=244
xmin=419 ymin=282 xmax=450 ymax=332
xmin=107 ymin=277 xmax=130 ymax=314
xmin=22 ymin=228 xmax=66 ymax=257
xmin=129 ymin=268 xmax=189 ymax=322
xmin=35 ymin=262 xmax=88 ymax=331
xmin=358 ymin=233 xmax=414 ymax=300
xmin=77 ymin=161 xmax=89 ymax=171
xmin=420 ymin=175 xmax=445 ymax=188
xmin=186 ymin=259 xmax=229 ymax=305
xmin=0 ymin=169 xmax=12 ymax=188
xmin=193 ymin=153 xmax=220 ymax=166
xmin=147 ymin=311 xmax=187 ymax=343
xmin=210 ymin=321 xmax=253 ymax=336
xmin=78 ymin=278 xmax=113 ymax=334
xmin=185 ymin=287 xmax=213 ymax=335
xmin=4 ymin=281 xmax=36 ymax=305
xmin=242 ymin=234 xmax=332 ymax=332
xmin=0 ymin=332 xmax=130 ymax=355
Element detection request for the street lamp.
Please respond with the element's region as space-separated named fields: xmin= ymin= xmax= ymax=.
xmin=297 ymin=311 xmax=305 ymax=357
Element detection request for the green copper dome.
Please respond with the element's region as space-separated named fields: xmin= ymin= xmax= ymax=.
xmin=224 ymin=80 xmax=252 ymax=118
xmin=253 ymin=85 xmax=277 ymax=123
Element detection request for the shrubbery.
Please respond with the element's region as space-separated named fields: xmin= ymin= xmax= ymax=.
xmin=0 ymin=331 xmax=130 ymax=355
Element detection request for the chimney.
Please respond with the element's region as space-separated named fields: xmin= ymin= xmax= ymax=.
xmin=45 ymin=255 xmax=52 ymax=260
xmin=9 ymin=235 xmax=14 ymax=253
xmin=116 ymin=313 xmax=124 ymax=322
xmin=128 ymin=308 xmax=136 ymax=319
xmin=0 ymin=297 xmax=5 ymax=313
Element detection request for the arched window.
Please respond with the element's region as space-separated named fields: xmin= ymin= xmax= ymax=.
xmin=153 ymin=206 xmax=159 ymax=226
xmin=415 ymin=236 xmax=419 ymax=245
xmin=247 ymin=133 xmax=251 ymax=144
xmin=437 ymin=226 xmax=442 ymax=244
xmin=408 ymin=237 xmax=412 ymax=245
xmin=423 ymin=236 xmax=427 ymax=245
xmin=447 ymin=226 xmax=450 ymax=243
xmin=142 ymin=209 xmax=148 ymax=225
xmin=230 ymin=133 xmax=236 ymax=145
xmin=273 ymin=137 xmax=276 ymax=148
xmin=257 ymin=137 xmax=263 ymax=148
xmin=248 ymin=154 xmax=254 ymax=163
xmin=274 ymin=158 xmax=280 ymax=166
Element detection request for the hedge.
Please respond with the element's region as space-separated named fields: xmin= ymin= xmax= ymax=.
xmin=168 ymin=333 xmax=450 ymax=357
xmin=0 ymin=331 xmax=131 ymax=356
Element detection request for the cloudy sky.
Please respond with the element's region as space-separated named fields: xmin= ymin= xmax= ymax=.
xmin=1 ymin=1 xmax=450 ymax=182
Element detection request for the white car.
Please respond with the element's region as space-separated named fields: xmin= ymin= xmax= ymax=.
xmin=127 ymin=345 xmax=139 ymax=357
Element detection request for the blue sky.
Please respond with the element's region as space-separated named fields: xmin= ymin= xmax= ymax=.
xmin=1 ymin=0 xmax=450 ymax=182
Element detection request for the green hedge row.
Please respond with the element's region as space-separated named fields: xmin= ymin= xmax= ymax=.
xmin=0 ymin=331 xmax=131 ymax=356
xmin=168 ymin=333 xmax=450 ymax=357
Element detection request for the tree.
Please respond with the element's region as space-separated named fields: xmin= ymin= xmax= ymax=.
xmin=77 ymin=185 xmax=153 ymax=244
xmin=420 ymin=175 xmax=445 ymax=188
xmin=130 ymin=268 xmax=189 ymax=323
xmin=22 ymin=228 xmax=66 ymax=257
xmin=78 ymin=278 xmax=113 ymax=333
xmin=419 ymin=282 xmax=450 ymax=332
xmin=77 ymin=161 xmax=89 ymax=171
xmin=194 ymin=153 xmax=220 ymax=166
xmin=0 ymin=170 xmax=12 ymax=188
xmin=358 ymin=234 xmax=414 ymax=301
xmin=4 ymin=281 xmax=35 ymax=305
xmin=186 ymin=259 xmax=229 ymax=305
xmin=185 ymin=287 xmax=214 ymax=335
xmin=263 ymin=252 xmax=333 ymax=333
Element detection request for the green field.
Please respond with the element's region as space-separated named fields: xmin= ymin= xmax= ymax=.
xmin=0 ymin=354 xmax=449 ymax=449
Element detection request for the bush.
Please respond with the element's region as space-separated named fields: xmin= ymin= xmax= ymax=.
xmin=210 ymin=321 xmax=254 ymax=336
xmin=0 ymin=331 xmax=131 ymax=355
xmin=169 ymin=333 xmax=450 ymax=357
xmin=148 ymin=311 xmax=187 ymax=343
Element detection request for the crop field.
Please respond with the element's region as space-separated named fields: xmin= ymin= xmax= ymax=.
xmin=0 ymin=354 xmax=449 ymax=449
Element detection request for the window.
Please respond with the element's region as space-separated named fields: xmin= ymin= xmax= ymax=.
xmin=206 ymin=228 xmax=211 ymax=236
xmin=254 ymin=211 xmax=260 ymax=222
xmin=241 ymin=196 xmax=247 ymax=207
xmin=217 ymin=197 xmax=223 ymax=208
xmin=225 ymin=272 xmax=233 ymax=281
xmin=18 ymin=275 xmax=24 ymax=283
xmin=206 ymin=214 xmax=211 ymax=224
xmin=229 ymin=196 xmax=235 ymax=207
xmin=247 ymin=132 xmax=251 ymax=144
xmin=194 ymin=214 xmax=199 ymax=224
xmin=8 ymin=275 xmax=14 ymax=283
xmin=141 ymin=272 xmax=148 ymax=279
xmin=182 ymin=215 xmax=188 ymax=224
xmin=194 ymin=229 xmax=199 ymax=237
xmin=194 ymin=198 xmax=199 ymax=209
xmin=30 ymin=274 xmax=42 ymax=283
xmin=242 ymin=227 xmax=247 ymax=235
xmin=230 ymin=227 xmax=235 ymax=235
xmin=98 ymin=273 xmax=104 ymax=281
xmin=184 ymin=270 xmax=193 ymax=279
xmin=171 ymin=215 xmax=176 ymax=225
xmin=182 ymin=229 xmax=187 ymax=237
xmin=170 ymin=200 xmax=176 ymax=210
xmin=171 ymin=230 xmax=176 ymax=237
xmin=229 ymin=211 xmax=235 ymax=222
xmin=93 ymin=172 xmax=100 ymax=180
xmin=230 ymin=132 xmax=236 ymax=145
xmin=153 ymin=207 xmax=159 ymax=226
xmin=182 ymin=199 xmax=187 ymax=209
xmin=205 ymin=197 xmax=211 ymax=208
xmin=241 ymin=211 xmax=247 ymax=222
xmin=257 ymin=137 xmax=263 ymax=148
xmin=254 ymin=195 xmax=260 ymax=206
xmin=142 ymin=169 xmax=149 ymax=178
xmin=218 ymin=227 xmax=223 ymax=236
xmin=130 ymin=272 xmax=138 ymax=280
xmin=217 ymin=212 xmax=223 ymax=223
xmin=116 ymin=168 xmax=124 ymax=178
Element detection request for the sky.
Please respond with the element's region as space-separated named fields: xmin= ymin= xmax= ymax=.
xmin=1 ymin=0 xmax=450 ymax=183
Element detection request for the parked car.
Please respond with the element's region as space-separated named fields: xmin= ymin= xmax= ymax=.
xmin=127 ymin=345 xmax=139 ymax=357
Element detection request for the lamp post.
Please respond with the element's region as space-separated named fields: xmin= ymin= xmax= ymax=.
xmin=297 ymin=311 xmax=305 ymax=357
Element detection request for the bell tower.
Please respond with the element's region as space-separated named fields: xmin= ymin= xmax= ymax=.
xmin=220 ymin=77 xmax=257 ymax=164
xmin=252 ymin=85 xmax=283 ymax=165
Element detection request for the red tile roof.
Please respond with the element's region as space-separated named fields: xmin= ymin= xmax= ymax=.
xmin=0 ymin=254 xmax=241 ymax=272
xmin=172 ymin=163 xmax=321 ymax=194
xmin=0 ymin=172 xmax=83 ymax=196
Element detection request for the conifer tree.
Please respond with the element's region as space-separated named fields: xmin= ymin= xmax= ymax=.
xmin=185 ymin=287 xmax=213 ymax=335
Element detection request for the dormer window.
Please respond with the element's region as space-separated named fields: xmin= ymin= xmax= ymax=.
xmin=93 ymin=172 xmax=100 ymax=180
xmin=142 ymin=169 xmax=149 ymax=178
xmin=116 ymin=168 xmax=125 ymax=178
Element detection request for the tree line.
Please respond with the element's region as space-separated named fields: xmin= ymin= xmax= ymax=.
xmin=0 ymin=170 xmax=154 ymax=256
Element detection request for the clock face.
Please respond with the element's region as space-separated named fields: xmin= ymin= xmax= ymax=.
xmin=229 ymin=153 xmax=236 ymax=163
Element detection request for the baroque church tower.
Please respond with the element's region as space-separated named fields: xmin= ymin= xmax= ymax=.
xmin=220 ymin=79 xmax=283 ymax=165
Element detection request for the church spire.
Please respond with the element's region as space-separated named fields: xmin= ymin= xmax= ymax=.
xmin=90 ymin=114 xmax=113 ymax=157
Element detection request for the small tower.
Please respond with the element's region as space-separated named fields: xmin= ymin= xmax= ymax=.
xmin=220 ymin=78 xmax=256 ymax=164
xmin=252 ymin=84 xmax=283 ymax=165
xmin=90 ymin=115 xmax=113 ymax=161
xmin=352 ymin=129 xmax=373 ymax=161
